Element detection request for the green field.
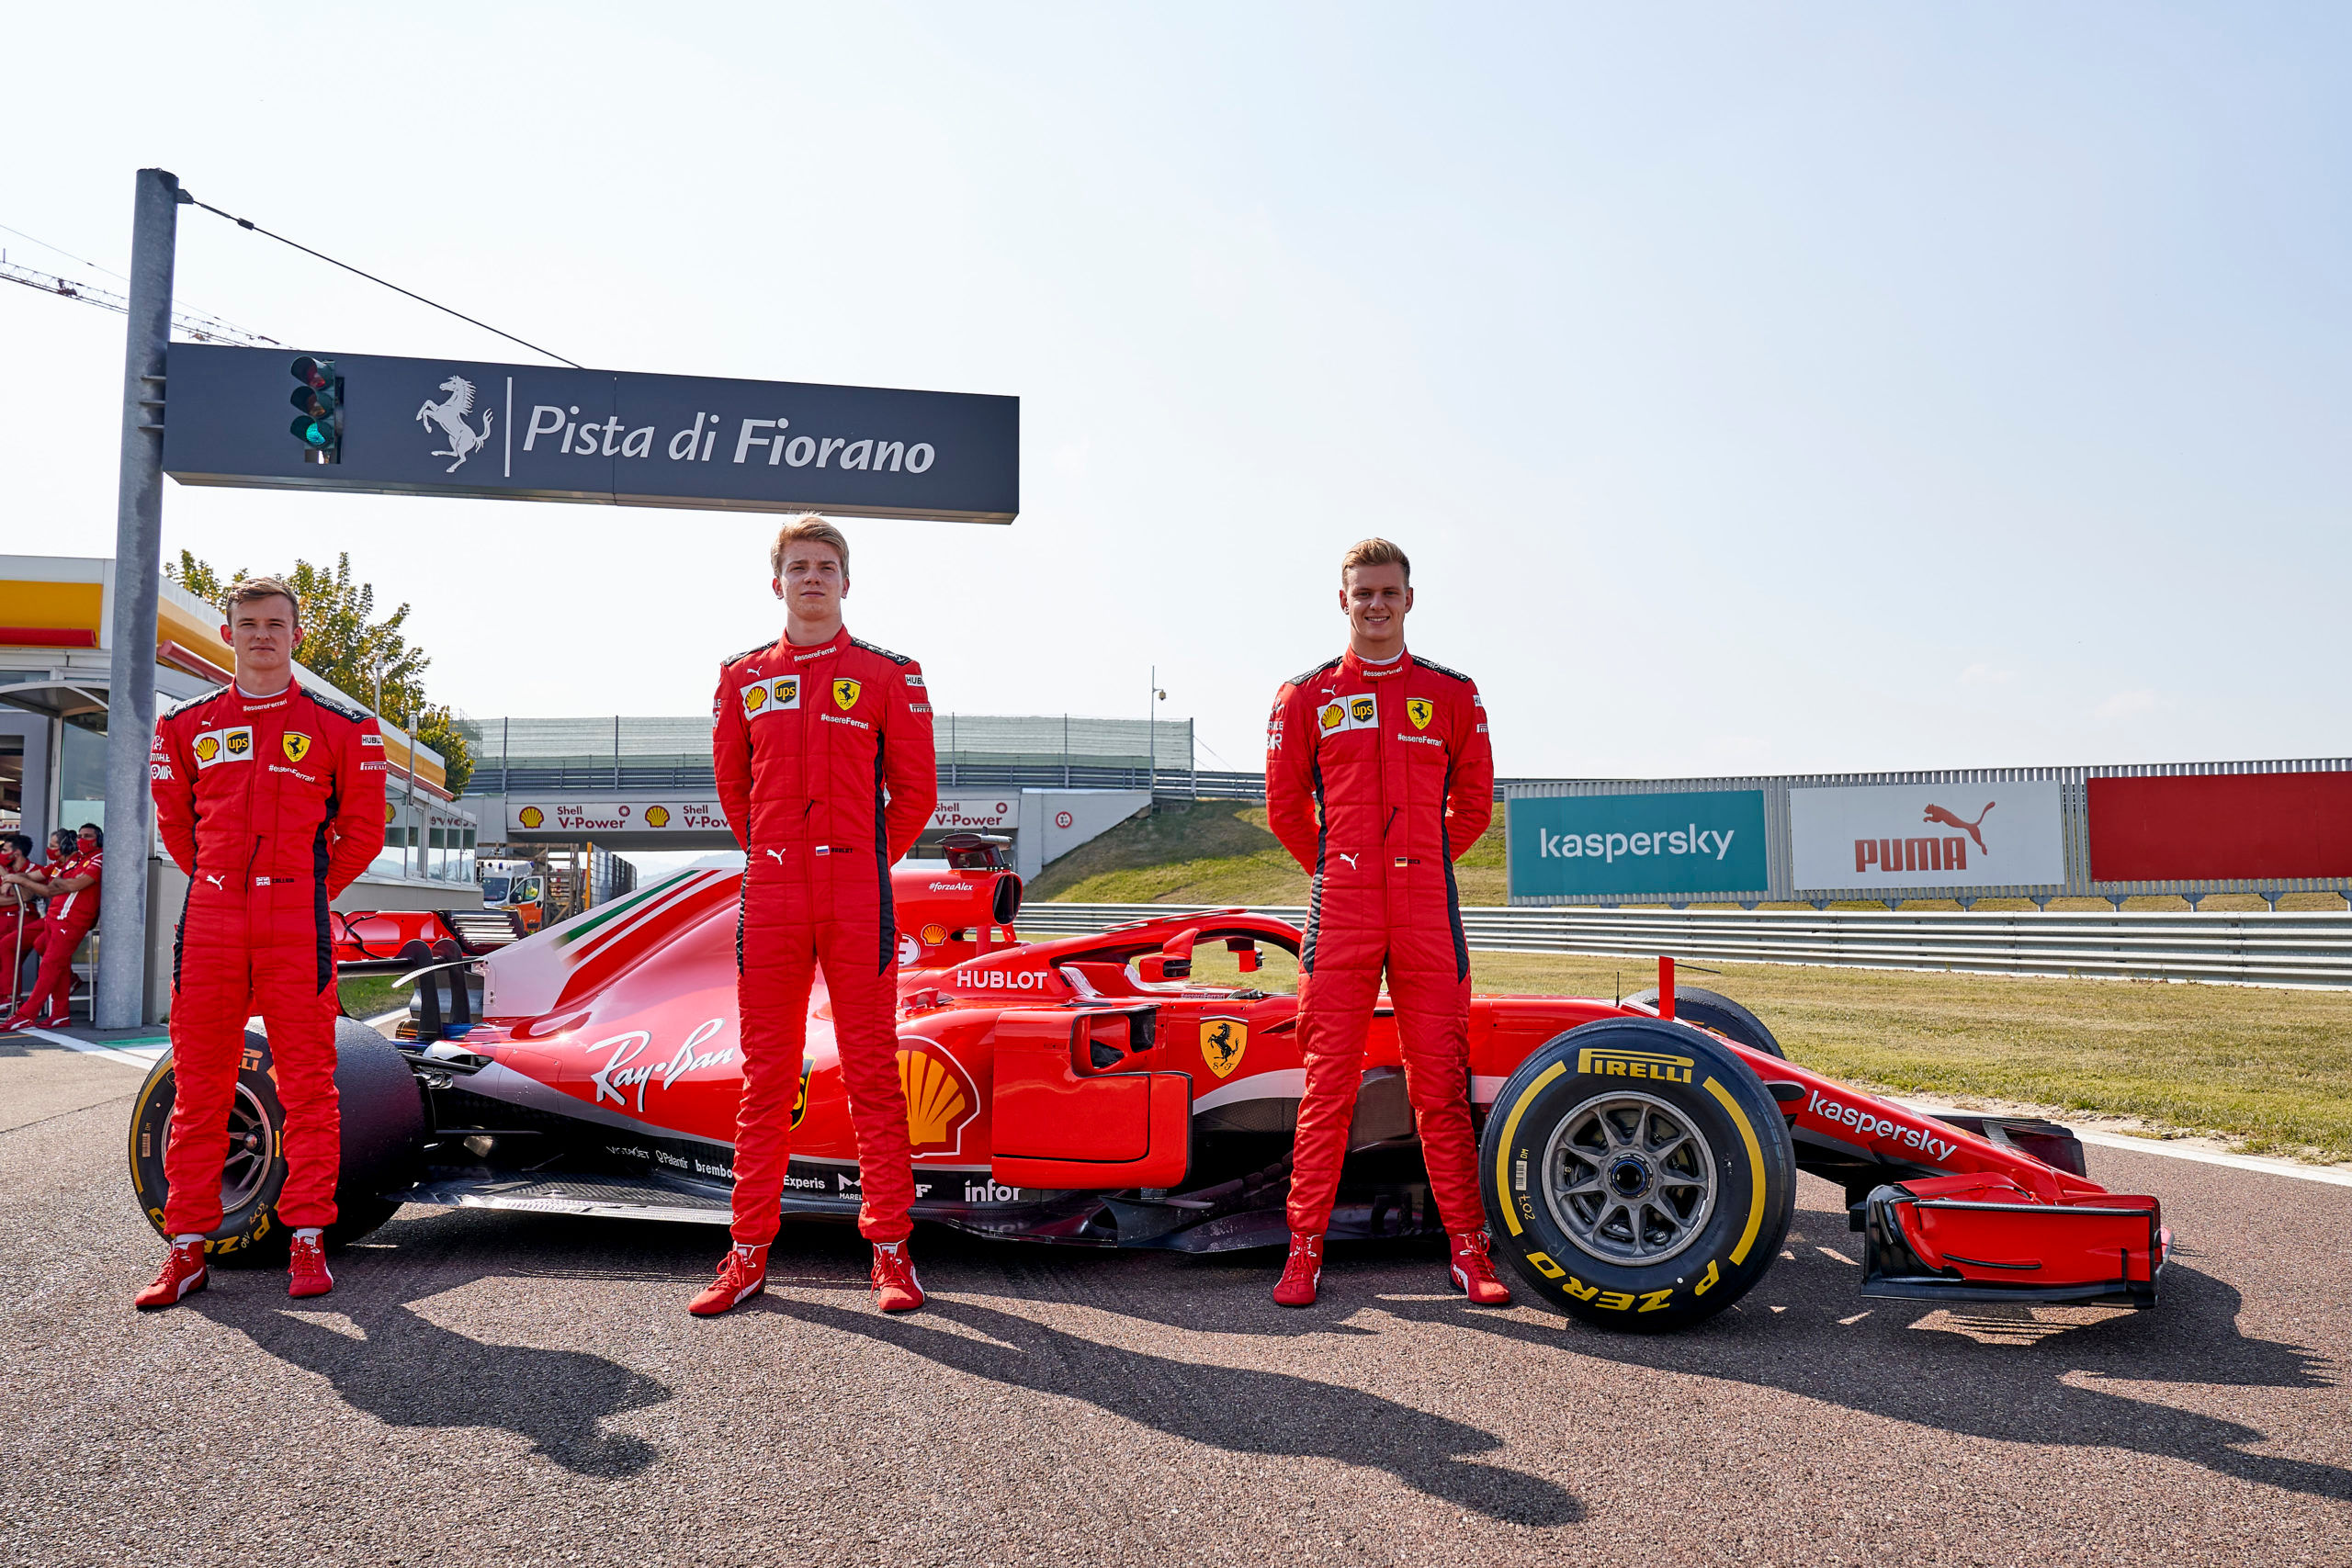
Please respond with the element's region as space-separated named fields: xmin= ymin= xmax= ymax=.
xmin=1028 ymin=799 xmax=1510 ymax=905
xmin=338 ymin=973 xmax=411 ymax=1021
xmin=1038 ymin=801 xmax=2352 ymax=1162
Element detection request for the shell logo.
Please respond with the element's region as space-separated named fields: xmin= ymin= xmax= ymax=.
xmin=919 ymin=922 xmax=948 ymax=948
xmin=195 ymin=735 xmax=220 ymax=762
xmin=518 ymin=806 xmax=545 ymax=829
xmin=896 ymin=1041 xmax=978 ymax=1156
xmin=644 ymin=806 xmax=671 ymax=829
xmin=1319 ymin=704 xmax=1343 ymax=731
xmin=383 ymin=802 xmax=396 ymax=825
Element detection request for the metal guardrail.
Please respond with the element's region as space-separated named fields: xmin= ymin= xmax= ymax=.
xmin=1009 ymin=902 xmax=2352 ymax=988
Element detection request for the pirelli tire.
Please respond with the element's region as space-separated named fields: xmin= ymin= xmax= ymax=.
xmin=1480 ymin=1017 xmax=1796 ymax=1331
xmin=1623 ymin=985 xmax=1784 ymax=1059
xmin=128 ymin=1017 xmax=425 ymax=1266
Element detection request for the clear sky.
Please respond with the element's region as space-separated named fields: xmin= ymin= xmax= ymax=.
xmin=4 ymin=4 xmax=2345 ymax=780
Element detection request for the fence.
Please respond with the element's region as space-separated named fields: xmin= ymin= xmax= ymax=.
xmin=458 ymin=714 xmax=1203 ymax=796
xmin=1507 ymin=757 xmax=2352 ymax=908
xmin=1008 ymin=902 xmax=2352 ymax=988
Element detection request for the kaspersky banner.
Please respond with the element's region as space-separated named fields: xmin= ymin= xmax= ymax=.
xmin=1510 ymin=791 xmax=1770 ymax=900
xmin=1789 ymin=780 xmax=2064 ymax=893
xmin=162 ymin=344 xmax=1020 ymax=524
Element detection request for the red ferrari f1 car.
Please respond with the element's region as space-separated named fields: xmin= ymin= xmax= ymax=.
xmin=128 ymin=843 xmax=2170 ymax=1330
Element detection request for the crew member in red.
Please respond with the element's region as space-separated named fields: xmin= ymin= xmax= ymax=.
xmin=695 ymin=514 xmax=938 ymax=1317
xmin=4 ymin=823 xmax=101 ymax=1031
xmin=0 ymin=833 xmax=50 ymax=1015
xmin=1263 ymin=537 xmax=1510 ymax=1308
xmin=137 ymin=576 xmax=387 ymax=1310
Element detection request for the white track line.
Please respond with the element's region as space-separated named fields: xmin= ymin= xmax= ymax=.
xmin=2068 ymin=1128 xmax=2352 ymax=1189
xmin=14 ymin=1007 xmax=409 ymax=1067
xmin=16 ymin=1026 xmax=164 ymax=1069
xmin=1894 ymin=1097 xmax=2352 ymax=1190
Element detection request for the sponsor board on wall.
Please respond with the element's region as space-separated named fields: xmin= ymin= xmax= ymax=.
xmin=1788 ymin=780 xmax=2064 ymax=892
xmin=509 ymin=801 xmax=729 ymax=836
xmin=2086 ymin=772 xmax=2352 ymax=882
xmin=1510 ymin=791 xmax=1770 ymax=899
xmin=933 ymin=797 xmax=1016 ymax=831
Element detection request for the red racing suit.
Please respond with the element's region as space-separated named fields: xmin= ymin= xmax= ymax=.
xmin=20 ymin=850 xmax=96 ymax=1018
xmin=713 ymin=626 xmax=936 ymax=1246
xmin=152 ymin=682 xmax=387 ymax=1234
xmin=1266 ymin=647 xmax=1495 ymax=1237
xmin=0 ymin=880 xmax=40 ymax=998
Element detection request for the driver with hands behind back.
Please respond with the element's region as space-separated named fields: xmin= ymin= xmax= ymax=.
xmin=1263 ymin=537 xmax=1510 ymax=1308
xmin=697 ymin=515 xmax=938 ymax=1316
xmin=138 ymin=576 xmax=386 ymax=1310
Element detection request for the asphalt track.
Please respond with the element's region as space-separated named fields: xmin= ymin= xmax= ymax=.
xmin=3 ymin=1034 xmax=2347 ymax=1568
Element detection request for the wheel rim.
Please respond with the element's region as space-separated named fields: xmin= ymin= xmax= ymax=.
xmin=217 ymin=1082 xmax=274 ymax=1216
xmin=1542 ymin=1090 xmax=1718 ymax=1267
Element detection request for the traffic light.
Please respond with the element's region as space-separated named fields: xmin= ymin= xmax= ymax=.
xmin=288 ymin=355 xmax=342 ymax=463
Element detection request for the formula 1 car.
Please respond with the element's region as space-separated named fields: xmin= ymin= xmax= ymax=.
xmin=126 ymin=847 xmax=2171 ymax=1330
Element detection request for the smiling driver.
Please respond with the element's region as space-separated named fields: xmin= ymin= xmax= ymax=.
xmin=1262 ymin=537 xmax=1510 ymax=1308
xmin=139 ymin=575 xmax=387 ymax=1310
xmin=697 ymin=515 xmax=938 ymax=1316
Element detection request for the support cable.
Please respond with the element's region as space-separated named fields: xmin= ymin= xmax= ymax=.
xmin=182 ymin=192 xmax=584 ymax=368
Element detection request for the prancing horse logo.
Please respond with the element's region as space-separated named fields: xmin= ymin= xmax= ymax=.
xmin=1200 ymin=1017 xmax=1249 ymax=1078
xmin=416 ymin=374 xmax=494 ymax=474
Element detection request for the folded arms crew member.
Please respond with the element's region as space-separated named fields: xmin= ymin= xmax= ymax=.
xmin=5 ymin=823 xmax=101 ymax=1032
xmin=138 ymin=576 xmax=387 ymax=1311
xmin=1263 ymin=536 xmax=1510 ymax=1308
xmin=695 ymin=514 xmax=938 ymax=1317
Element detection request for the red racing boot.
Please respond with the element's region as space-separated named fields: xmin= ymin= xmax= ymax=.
xmin=288 ymin=1233 xmax=334 ymax=1299
xmin=689 ymin=1244 xmax=768 ymax=1316
xmin=1272 ymin=1232 xmax=1324 ymax=1307
xmin=133 ymin=1239 xmax=209 ymax=1311
xmin=870 ymin=1239 xmax=924 ymax=1314
xmin=1448 ymin=1230 xmax=1511 ymax=1305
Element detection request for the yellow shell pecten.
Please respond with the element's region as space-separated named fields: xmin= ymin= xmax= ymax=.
xmin=899 ymin=1047 xmax=969 ymax=1148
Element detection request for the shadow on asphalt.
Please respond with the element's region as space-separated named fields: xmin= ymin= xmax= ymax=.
xmin=762 ymin=1290 xmax=1584 ymax=1527
xmin=188 ymin=1213 xmax=677 ymax=1478
xmin=1079 ymin=1204 xmax=2351 ymax=1504
xmin=175 ymin=1190 xmax=2346 ymax=1506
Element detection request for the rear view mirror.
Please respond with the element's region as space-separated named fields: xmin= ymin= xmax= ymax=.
xmin=1136 ymin=929 xmax=1198 ymax=984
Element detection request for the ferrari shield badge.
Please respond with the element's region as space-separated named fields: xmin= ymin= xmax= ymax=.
xmin=1407 ymin=698 xmax=1433 ymax=730
xmin=790 ymin=1058 xmax=811 ymax=1128
xmin=1201 ymin=1016 xmax=1249 ymax=1078
xmin=282 ymin=731 xmax=312 ymax=763
xmin=833 ymin=678 xmax=862 ymax=711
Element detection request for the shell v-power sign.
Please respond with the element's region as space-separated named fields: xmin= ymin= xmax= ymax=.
xmin=163 ymin=345 xmax=1020 ymax=524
